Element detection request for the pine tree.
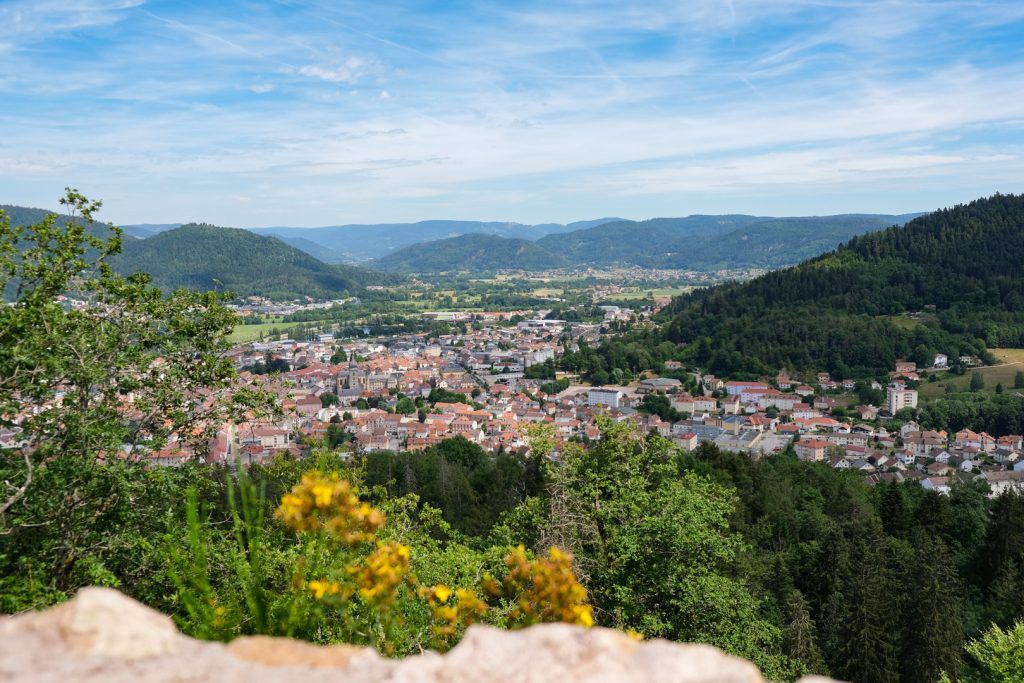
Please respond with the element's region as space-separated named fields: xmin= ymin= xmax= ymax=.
xmin=839 ymin=521 xmax=900 ymax=683
xmin=783 ymin=590 xmax=826 ymax=675
xmin=902 ymin=535 xmax=963 ymax=683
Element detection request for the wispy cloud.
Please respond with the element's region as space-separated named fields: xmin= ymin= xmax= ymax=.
xmin=0 ymin=0 xmax=1022 ymax=225
xmin=297 ymin=57 xmax=376 ymax=83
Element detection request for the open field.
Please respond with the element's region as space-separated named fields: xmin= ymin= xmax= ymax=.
xmin=920 ymin=348 xmax=1024 ymax=398
xmin=227 ymin=321 xmax=297 ymax=344
xmin=601 ymin=287 xmax=696 ymax=301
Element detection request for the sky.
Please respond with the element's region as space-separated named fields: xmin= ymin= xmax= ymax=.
xmin=2 ymin=0 xmax=1024 ymax=227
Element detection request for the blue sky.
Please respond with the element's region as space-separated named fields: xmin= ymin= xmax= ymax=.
xmin=2 ymin=0 xmax=1024 ymax=226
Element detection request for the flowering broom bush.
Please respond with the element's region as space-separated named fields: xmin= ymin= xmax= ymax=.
xmin=170 ymin=465 xmax=594 ymax=655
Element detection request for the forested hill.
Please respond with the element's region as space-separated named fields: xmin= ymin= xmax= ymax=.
xmin=661 ymin=193 xmax=1024 ymax=377
xmin=110 ymin=223 xmax=392 ymax=300
xmin=535 ymin=213 xmax=921 ymax=269
xmin=251 ymin=217 xmax=622 ymax=261
xmin=2 ymin=204 xmax=127 ymax=241
xmin=372 ymin=233 xmax=567 ymax=272
xmin=373 ymin=212 xmax=921 ymax=273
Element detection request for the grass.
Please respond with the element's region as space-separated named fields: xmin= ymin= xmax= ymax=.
xmin=601 ymin=287 xmax=695 ymax=301
xmin=920 ymin=348 xmax=1024 ymax=398
xmin=227 ymin=322 xmax=297 ymax=344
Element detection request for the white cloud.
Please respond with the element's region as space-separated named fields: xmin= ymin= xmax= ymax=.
xmin=297 ymin=57 xmax=374 ymax=84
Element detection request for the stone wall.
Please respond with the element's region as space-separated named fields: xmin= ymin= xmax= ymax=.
xmin=0 ymin=587 xmax=840 ymax=683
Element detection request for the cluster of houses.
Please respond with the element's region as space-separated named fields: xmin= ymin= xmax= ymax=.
xmin=19 ymin=307 xmax=1021 ymax=502
xmin=117 ymin=342 xmax=1024 ymax=497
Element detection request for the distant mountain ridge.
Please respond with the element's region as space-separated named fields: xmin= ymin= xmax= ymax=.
xmin=248 ymin=218 xmax=624 ymax=262
xmin=372 ymin=234 xmax=567 ymax=273
xmin=371 ymin=212 xmax=924 ymax=273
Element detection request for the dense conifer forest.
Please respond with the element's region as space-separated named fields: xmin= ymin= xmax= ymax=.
xmin=656 ymin=194 xmax=1024 ymax=377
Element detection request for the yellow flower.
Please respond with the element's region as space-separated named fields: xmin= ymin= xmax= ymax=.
xmin=348 ymin=541 xmax=411 ymax=607
xmin=493 ymin=545 xmax=594 ymax=629
xmin=274 ymin=472 xmax=385 ymax=543
xmin=419 ymin=585 xmax=488 ymax=640
xmin=307 ymin=579 xmax=342 ymax=600
xmin=311 ymin=483 xmax=334 ymax=507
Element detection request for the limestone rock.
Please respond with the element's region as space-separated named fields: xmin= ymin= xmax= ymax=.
xmin=0 ymin=588 xmax=843 ymax=683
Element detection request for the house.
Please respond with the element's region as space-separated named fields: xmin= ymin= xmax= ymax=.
xmin=856 ymin=405 xmax=879 ymax=421
xmin=933 ymin=354 xmax=948 ymax=369
xmin=638 ymin=377 xmax=682 ymax=394
xmin=895 ymin=361 xmax=917 ymax=375
xmin=674 ymin=431 xmax=698 ymax=451
xmin=795 ymin=438 xmax=831 ymax=461
xmin=724 ymin=381 xmax=769 ymax=396
xmin=981 ymin=470 xmax=1024 ymax=496
xmin=921 ymin=477 xmax=951 ymax=495
xmin=588 ymin=388 xmax=623 ymax=409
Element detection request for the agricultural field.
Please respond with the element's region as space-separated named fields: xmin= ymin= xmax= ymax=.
xmin=227 ymin=321 xmax=297 ymax=344
xmin=920 ymin=348 xmax=1024 ymax=398
xmin=600 ymin=286 xmax=695 ymax=301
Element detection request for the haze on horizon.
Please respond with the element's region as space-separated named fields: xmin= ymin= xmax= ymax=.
xmin=2 ymin=0 xmax=1024 ymax=228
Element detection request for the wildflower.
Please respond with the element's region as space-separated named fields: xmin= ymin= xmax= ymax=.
xmin=418 ymin=584 xmax=488 ymax=638
xmin=348 ymin=541 xmax=411 ymax=607
xmin=275 ymin=472 xmax=384 ymax=543
xmin=491 ymin=545 xmax=594 ymax=628
xmin=307 ymin=579 xmax=343 ymax=601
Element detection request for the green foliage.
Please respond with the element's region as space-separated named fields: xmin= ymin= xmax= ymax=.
xmin=536 ymin=214 xmax=913 ymax=270
xmin=960 ymin=621 xmax=1024 ymax=683
xmin=542 ymin=421 xmax=795 ymax=678
xmin=638 ymin=393 xmax=682 ymax=421
xmin=0 ymin=194 xmax=280 ymax=605
xmin=918 ymin=393 xmax=1024 ymax=434
xmin=539 ymin=378 xmax=570 ymax=395
xmin=373 ymin=234 xmax=566 ymax=273
xmin=663 ymin=194 xmax=1024 ymax=376
xmin=110 ymin=223 xmax=385 ymax=300
xmin=361 ymin=438 xmax=538 ymax=536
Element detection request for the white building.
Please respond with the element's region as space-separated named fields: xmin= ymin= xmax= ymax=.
xmin=588 ymin=388 xmax=623 ymax=409
xmin=886 ymin=385 xmax=918 ymax=414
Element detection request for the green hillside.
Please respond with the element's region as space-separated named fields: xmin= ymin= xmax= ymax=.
xmin=111 ymin=223 xmax=386 ymax=300
xmin=376 ymin=213 xmax=923 ymax=273
xmin=536 ymin=215 xmax=760 ymax=266
xmin=372 ymin=233 xmax=567 ymax=273
xmin=536 ymin=213 xmax=919 ymax=269
xmin=661 ymin=194 xmax=1024 ymax=377
xmin=2 ymin=204 xmax=128 ymax=241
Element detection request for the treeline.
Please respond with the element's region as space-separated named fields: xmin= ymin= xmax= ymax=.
xmin=660 ymin=194 xmax=1024 ymax=377
xmin=918 ymin=393 xmax=1024 ymax=434
xmin=361 ymin=437 xmax=543 ymax=536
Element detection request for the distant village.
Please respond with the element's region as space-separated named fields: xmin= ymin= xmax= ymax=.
xmin=14 ymin=304 xmax=1021 ymax=498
